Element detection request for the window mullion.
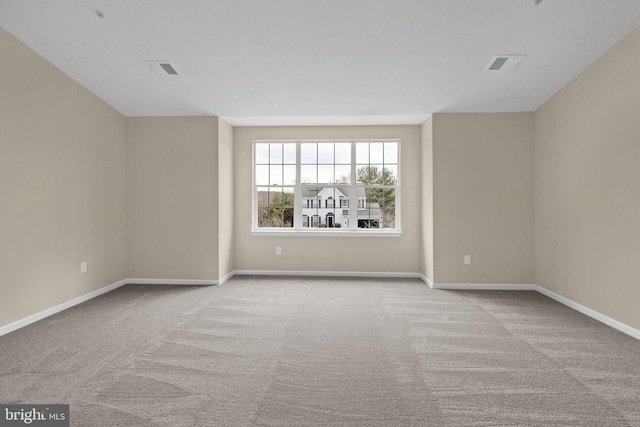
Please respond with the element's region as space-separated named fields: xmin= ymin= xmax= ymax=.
xmin=294 ymin=141 xmax=302 ymax=230
xmin=349 ymin=141 xmax=357 ymax=231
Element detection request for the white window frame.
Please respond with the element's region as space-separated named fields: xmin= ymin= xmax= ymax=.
xmin=252 ymin=139 xmax=401 ymax=237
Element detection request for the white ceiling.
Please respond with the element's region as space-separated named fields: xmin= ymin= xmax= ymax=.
xmin=1 ymin=0 xmax=640 ymax=126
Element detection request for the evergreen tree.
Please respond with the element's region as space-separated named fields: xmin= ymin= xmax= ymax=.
xmin=356 ymin=166 xmax=396 ymax=228
xmin=357 ymin=166 xmax=396 ymax=205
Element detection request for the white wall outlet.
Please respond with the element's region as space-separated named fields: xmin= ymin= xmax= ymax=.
xmin=80 ymin=262 xmax=87 ymax=273
xmin=464 ymin=255 xmax=471 ymax=265
xmin=276 ymin=246 xmax=282 ymax=255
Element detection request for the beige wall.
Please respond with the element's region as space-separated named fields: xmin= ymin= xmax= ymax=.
xmin=217 ymin=118 xmax=235 ymax=278
xmin=421 ymin=117 xmax=435 ymax=282
xmin=126 ymin=117 xmax=219 ymax=280
xmin=534 ymin=25 xmax=640 ymax=330
xmin=432 ymin=113 xmax=535 ymax=284
xmin=0 ymin=28 xmax=128 ymax=327
xmin=233 ymin=125 xmax=422 ymax=273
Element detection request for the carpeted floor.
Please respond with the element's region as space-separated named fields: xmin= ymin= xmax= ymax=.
xmin=1 ymin=276 xmax=639 ymax=426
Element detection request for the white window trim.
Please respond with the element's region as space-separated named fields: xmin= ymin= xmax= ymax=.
xmin=253 ymin=139 xmax=401 ymax=236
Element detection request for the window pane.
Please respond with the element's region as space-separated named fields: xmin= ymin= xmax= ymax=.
xmin=268 ymin=211 xmax=284 ymax=227
xmin=358 ymin=201 xmax=382 ymax=228
xmin=356 ymin=165 xmax=376 ymax=184
xmin=301 ymin=143 xmax=317 ymax=164
xmin=326 ymin=196 xmax=335 ymax=208
xmin=270 ymin=164 xmax=283 ymax=185
xmin=301 ymin=165 xmax=316 ymax=183
xmin=283 ymin=187 xmax=295 ymax=200
xmin=323 ymin=188 xmax=336 ymax=208
xmin=365 ymin=187 xmax=377 ymax=205
xmin=282 ymin=208 xmax=294 ymax=227
xmin=257 ymin=207 xmax=269 ymax=227
xmin=257 ymin=187 xmax=269 ymax=208
xmin=370 ymin=165 xmax=385 ymax=185
xmin=318 ymin=143 xmax=334 ymax=164
xmin=383 ymin=165 xmax=398 ymax=184
xmin=335 ymin=165 xmax=350 ymax=183
xmin=335 ymin=143 xmax=351 ymax=164
xmin=384 ymin=142 xmax=398 ymax=164
xmin=255 ymin=165 xmax=269 ymax=185
xmin=356 ymin=143 xmax=368 ymax=164
xmin=370 ymin=143 xmax=383 ymax=163
xmin=255 ymin=143 xmax=270 ymax=164
xmin=283 ymin=165 xmax=296 ymax=185
xmin=283 ymin=143 xmax=296 ymax=164
xmin=357 ymin=208 xmax=381 ymax=229
xmin=381 ymin=188 xmax=396 ymax=208
xmin=258 ymin=188 xmax=295 ymax=228
xmin=268 ymin=188 xmax=283 ymax=206
xmin=306 ymin=187 xmax=320 ymax=208
xmin=358 ymin=188 xmax=383 ymax=229
xmin=318 ymin=165 xmax=333 ymax=183
xmin=382 ymin=206 xmax=396 ymax=229
xmin=380 ymin=188 xmax=396 ymax=229
xmin=270 ymin=143 xmax=283 ymax=164
xmin=301 ymin=187 xmax=319 ymax=227
xmin=360 ymin=187 xmax=396 ymax=229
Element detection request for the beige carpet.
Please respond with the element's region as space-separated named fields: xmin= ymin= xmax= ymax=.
xmin=1 ymin=277 xmax=639 ymax=426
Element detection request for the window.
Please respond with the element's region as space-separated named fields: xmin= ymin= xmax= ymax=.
xmin=326 ymin=197 xmax=334 ymax=208
xmin=254 ymin=140 xmax=399 ymax=234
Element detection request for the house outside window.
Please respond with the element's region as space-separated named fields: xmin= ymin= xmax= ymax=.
xmin=254 ymin=140 xmax=399 ymax=234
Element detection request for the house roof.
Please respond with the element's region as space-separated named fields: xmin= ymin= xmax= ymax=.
xmin=358 ymin=203 xmax=383 ymax=220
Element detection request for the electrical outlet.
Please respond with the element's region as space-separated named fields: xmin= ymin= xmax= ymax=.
xmin=464 ymin=255 xmax=471 ymax=265
xmin=80 ymin=262 xmax=87 ymax=273
xmin=276 ymin=246 xmax=282 ymax=255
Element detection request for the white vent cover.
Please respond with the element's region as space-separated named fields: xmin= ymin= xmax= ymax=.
xmin=144 ymin=61 xmax=179 ymax=75
xmin=485 ymin=55 xmax=527 ymax=71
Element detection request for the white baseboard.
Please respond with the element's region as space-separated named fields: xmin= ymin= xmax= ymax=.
xmin=433 ymin=283 xmax=538 ymax=291
xmin=418 ymin=274 xmax=435 ymax=288
xmin=0 ymin=279 xmax=128 ymax=337
xmin=533 ymin=285 xmax=640 ymax=340
xmin=126 ymin=278 xmax=218 ymax=286
xmin=218 ymin=271 xmax=236 ymax=286
xmin=232 ymin=269 xmax=424 ymax=280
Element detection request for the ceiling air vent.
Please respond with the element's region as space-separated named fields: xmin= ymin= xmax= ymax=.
xmin=144 ymin=61 xmax=179 ymax=76
xmin=485 ymin=55 xmax=527 ymax=71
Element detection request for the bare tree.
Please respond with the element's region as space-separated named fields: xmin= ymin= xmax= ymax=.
xmin=257 ymin=191 xmax=294 ymax=227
